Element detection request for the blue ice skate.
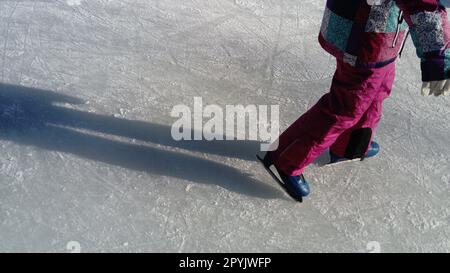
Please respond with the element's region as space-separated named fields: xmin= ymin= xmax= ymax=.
xmin=256 ymin=152 xmax=310 ymax=202
xmin=329 ymin=141 xmax=380 ymax=164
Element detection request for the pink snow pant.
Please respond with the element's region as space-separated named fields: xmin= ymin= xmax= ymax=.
xmin=271 ymin=59 xmax=396 ymax=176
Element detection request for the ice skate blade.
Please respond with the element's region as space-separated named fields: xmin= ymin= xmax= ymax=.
xmin=256 ymin=155 xmax=303 ymax=203
xmin=326 ymin=157 xmax=362 ymax=166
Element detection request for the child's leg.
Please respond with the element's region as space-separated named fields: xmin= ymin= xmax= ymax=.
xmin=329 ymin=63 xmax=396 ymax=158
xmin=270 ymin=60 xmax=395 ymax=176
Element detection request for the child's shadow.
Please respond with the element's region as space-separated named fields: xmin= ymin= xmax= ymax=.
xmin=0 ymin=83 xmax=281 ymax=199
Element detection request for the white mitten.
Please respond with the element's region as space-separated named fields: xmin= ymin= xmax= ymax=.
xmin=421 ymin=80 xmax=450 ymax=96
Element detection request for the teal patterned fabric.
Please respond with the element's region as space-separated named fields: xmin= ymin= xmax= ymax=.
xmin=326 ymin=13 xmax=353 ymax=51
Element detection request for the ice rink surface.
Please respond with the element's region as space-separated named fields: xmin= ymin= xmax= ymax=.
xmin=0 ymin=0 xmax=449 ymax=252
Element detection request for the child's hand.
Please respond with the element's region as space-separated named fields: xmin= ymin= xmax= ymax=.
xmin=421 ymin=80 xmax=450 ymax=96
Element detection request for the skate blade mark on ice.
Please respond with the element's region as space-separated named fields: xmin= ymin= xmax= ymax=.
xmin=256 ymin=155 xmax=303 ymax=203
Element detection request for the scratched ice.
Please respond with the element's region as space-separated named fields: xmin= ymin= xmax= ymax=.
xmin=0 ymin=0 xmax=449 ymax=252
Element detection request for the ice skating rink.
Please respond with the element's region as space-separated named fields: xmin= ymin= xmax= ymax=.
xmin=0 ymin=0 xmax=448 ymax=252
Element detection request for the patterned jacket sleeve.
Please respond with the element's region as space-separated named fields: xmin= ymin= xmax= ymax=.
xmin=395 ymin=0 xmax=450 ymax=81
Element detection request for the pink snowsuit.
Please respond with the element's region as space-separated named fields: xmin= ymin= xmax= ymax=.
xmin=271 ymin=60 xmax=396 ymax=176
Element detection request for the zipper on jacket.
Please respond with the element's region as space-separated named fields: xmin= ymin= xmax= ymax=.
xmin=392 ymin=10 xmax=404 ymax=48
